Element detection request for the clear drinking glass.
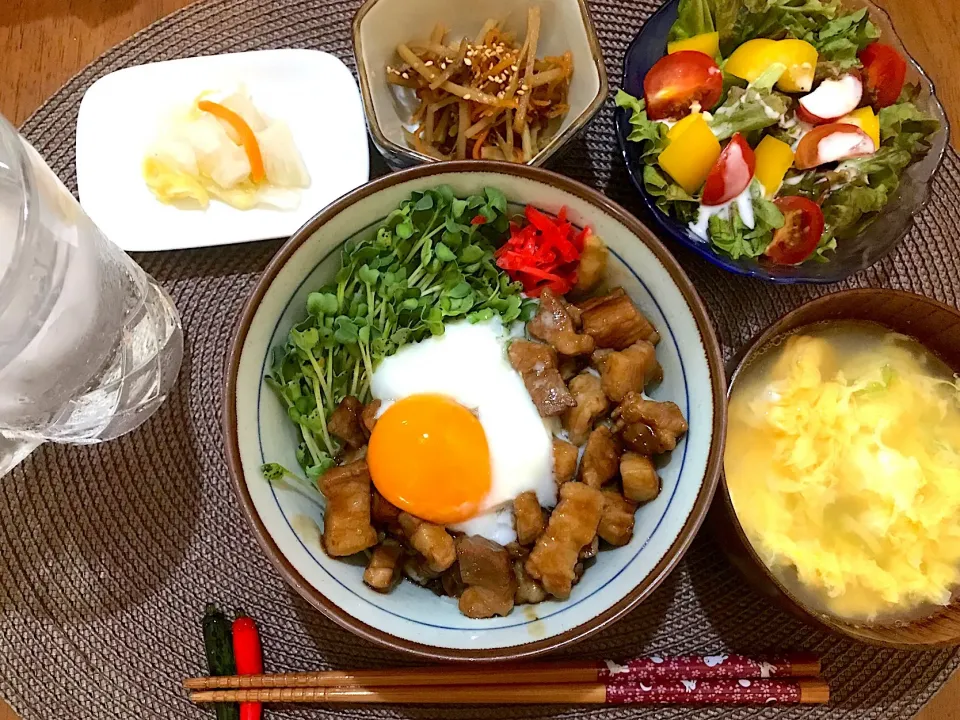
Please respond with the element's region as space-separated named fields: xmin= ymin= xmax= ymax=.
xmin=0 ymin=113 xmax=184 ymax=475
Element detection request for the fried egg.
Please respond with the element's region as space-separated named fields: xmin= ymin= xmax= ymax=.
xmin=367 ymin=318 xmax=556 ymax=545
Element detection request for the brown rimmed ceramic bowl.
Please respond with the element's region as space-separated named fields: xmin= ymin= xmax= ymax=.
xmin=352 ymin=0 xmax=608 ymax=170
xmin=715 ymin=288 xmax=960 ymax=648
xmin=224 ymin=161 xmax=726 ymax=661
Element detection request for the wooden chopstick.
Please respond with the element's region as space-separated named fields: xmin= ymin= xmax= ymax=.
xmin=189 ymin=679 xmax=830 ymax=706
xmin=184 ymin=654 xmax=821 ymax=691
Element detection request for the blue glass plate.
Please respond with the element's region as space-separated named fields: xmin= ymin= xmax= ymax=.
xmin=613 ymin=0 xmax=949 ymax=284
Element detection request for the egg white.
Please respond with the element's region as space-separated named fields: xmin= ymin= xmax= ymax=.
xmin=370 ymin=318 xmax=557 ymax=545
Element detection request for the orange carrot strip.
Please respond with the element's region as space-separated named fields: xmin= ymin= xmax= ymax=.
xmin=472 ymin=127 xmax=491 ymax=159
xmin=197 ymin=99 xmax=266 ymax=183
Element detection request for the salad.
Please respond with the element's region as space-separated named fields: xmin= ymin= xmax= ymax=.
xmin=616 ymin=0 xmax=939 ymax=265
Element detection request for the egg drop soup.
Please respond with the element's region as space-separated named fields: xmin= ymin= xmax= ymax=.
xmin=726 ymin=321 xmax=960 ymax=623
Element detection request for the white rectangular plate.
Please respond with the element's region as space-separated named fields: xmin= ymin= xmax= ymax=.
xmin=76 ymin=49 xmax=370 ymax=252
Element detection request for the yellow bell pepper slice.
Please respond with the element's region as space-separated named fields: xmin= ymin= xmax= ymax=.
xmin=753 ymin=135 xmax=795 ymax=198
xmin=725 ymin=38 xmax=818 ymax=92
xmin=658 ymin=114 xmax=721 ymax=195
xmin=775 ymin=39 xmax=819 ymax=92
xmin=667 ymin=32 xmax=720 ymax=59
xmin=666 ymin=112 xmax=702 ymax=141
xmin=839 ymin=107 xmax=881 ymax=149
xmin=725 ymin=39 xmax=780 ymax=83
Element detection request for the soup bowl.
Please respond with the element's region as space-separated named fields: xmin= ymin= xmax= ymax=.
xmin=715 ymin=288 xmax=960 ymax=648
xmin=224 ymin=160 xmax=726 ymax=661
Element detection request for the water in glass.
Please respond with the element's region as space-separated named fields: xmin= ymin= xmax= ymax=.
xmin=0 ymin=113 xmax=183 ymax=475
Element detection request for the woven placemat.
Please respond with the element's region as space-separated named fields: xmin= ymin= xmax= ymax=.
xmin=3 ymin=0 xmax=959 ymax=717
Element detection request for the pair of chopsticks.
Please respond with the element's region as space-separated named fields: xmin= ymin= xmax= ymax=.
xmin=185 ymin=653 xmax=829 ymax=706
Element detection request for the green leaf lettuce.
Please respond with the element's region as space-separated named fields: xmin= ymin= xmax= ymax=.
xmin=706 ymin=181 xmax=784 ymax=259
xmin=811 ymin=8 xmax=879 ymax=69
xmin=708 ymin=64 xmax=790 ymax=140
xmin=615 ymin=91 xmax=669 ymax=161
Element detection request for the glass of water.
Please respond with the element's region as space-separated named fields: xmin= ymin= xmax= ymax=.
xmin=0 ymin=113 xmax=184 ymax=475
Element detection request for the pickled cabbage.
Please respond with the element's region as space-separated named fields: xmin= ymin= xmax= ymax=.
xmin=725 ymin=323 xmax=960 ymax=621
xmin=143 ymin=87 xmax=309 ymax=210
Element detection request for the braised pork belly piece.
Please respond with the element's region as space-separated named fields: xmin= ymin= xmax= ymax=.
xmin=457 ymin=535 xmax=517 ymax=618
xmin=527 ymin=288 xmax=595 ymax=356
xmin=363 ymin=540 xmax=404 ymax=592
xmin=578 ymin=426 xmax=622 ymax=488
xmin=552 ymin=438 xmax=579 ymax=485
xmin=578 ymin=288 xmax=660 ymax=349
xmin=598 ymin=489 xmax=638 ymax=546
xmin=398 ymin=512 xmax=456 ymax=573
xmin=562 ymin=371 xmax=609 ymax=445
xmin=591 ymin=341 xmax=662 ymax=403
xmin=614 ymin=393 xmax=688 ymax=454
xmin=513 ymin=490 xmax=547 ymax=546
xmin=508 ymin=340 xmax=577 ymax=417
xmin=319 ymin=460 xmax=378 ymax=557
xmin=526 ymin=482 xmax=603 ymax=599
xmin=328 ymin=395 xmax=366 ymax=449
xmin=621 ymin=452 xmax=661 ymax=503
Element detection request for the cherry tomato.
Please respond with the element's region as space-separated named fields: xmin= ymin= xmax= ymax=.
xmin=701 ymin=133 xmax=756 ymax=206
xmin=795 ymin=103 xmax=824 ymax=125
xmin=643 ymin=51 xmax=723 ymax=121
xmin=764 ymin=196 xmax=825 ymax=265
xmin=796 ymin=73 xmax=864 ymax=124
xmin=794 ymin=123 xmax=875 ymax=170
xmin=859 ymin=43 xmax=907 ymax=109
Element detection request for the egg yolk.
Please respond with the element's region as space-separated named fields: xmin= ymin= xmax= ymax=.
xmin=367 ymin=394 xmax=491 ymax=524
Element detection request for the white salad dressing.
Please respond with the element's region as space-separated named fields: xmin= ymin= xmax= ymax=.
xmin=762 ymin=98 xmax=782 ymax=120
xmin=791 ymin=122 xmax=815 ymax=150
xmin=779 ymin=115 xmax=798 ymax=130
xmin=688 ymin=184 xmax=756 ymax=241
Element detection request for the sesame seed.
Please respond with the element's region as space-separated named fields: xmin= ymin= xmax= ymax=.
xmin=425 ymin=60 xmax=434 ymax=67
xmin=463 ymin=93 xmax=472 ymax=99
xmin=464 ymin=58 xmax=472 ymax=66
xmin=401 ymin=72 xmax=410 ymax=79
xmin=516 ymin=89 xmax=525 ymax=95
xmin=511 ymin=64 xmax=519 ymax=72
xmin=520 ymin=84 xmax=529 ymax=91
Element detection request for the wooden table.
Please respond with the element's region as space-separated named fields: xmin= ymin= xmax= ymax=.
xmin=0 ymin=0 xmax=957 ymax=719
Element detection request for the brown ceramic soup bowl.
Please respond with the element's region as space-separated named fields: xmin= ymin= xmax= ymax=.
xmin=715 ymin=288 xmax=960 ymax=648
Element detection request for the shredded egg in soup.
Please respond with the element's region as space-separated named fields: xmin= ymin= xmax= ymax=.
xmin=725 ymin=321 xmax=960 ymax=622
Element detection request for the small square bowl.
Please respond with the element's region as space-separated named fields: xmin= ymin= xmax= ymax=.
xmin=352 ymin=0 xmax=608 ymax=169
